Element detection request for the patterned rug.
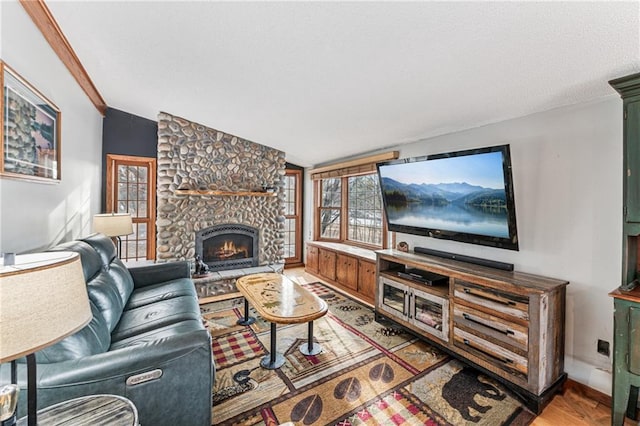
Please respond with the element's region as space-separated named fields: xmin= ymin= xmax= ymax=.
xmin=201 ymin=281 xmax=535 ymax=425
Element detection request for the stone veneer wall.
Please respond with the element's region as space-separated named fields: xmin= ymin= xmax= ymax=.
xmin=156 ymin=112 xmax=286 ymax=265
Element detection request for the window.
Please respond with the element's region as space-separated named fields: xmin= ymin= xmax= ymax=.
xmin=316 ymin=173 xmax=386 ymax=248
xmin=106 ymin=154 xmax=156 ymax=261
xmin=319 ymin=178 xmax=341 ymax=240
xmin=312 ymin=151 xmax=398 ymax=249
xmin=283 ymin=169 xmax=303 ymax=266
xmin=348 ymin=174 xmax=383 ymax=246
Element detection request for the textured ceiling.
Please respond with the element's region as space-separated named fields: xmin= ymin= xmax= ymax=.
xmin=46 ymin=1 xmax=640 ymax=167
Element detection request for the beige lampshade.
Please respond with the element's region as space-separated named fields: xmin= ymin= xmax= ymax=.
xmin=93 ymin=213 xmax=134 ymax=237
xmin=0 ymin=251 xmax=91 ymax=363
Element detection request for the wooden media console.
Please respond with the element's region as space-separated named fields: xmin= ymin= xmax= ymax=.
xmin=375 ymin=249 xmax=569 ymax=413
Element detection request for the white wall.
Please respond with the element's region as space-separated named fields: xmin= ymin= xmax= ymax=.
xmin=0 ymin=0 xmax=103 ymax=253
xmin=304 ymin=96 xmax=623 ymax=394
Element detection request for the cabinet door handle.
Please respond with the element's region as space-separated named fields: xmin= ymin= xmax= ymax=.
xmin=463 ymin=288 xmax=517 ymax=306
xmin=403 ymin=290 xmax=408 ymax=316
xmin=462 ymin=313 xmax=515 ymax=336
xmin=462 ymin=339 xmax=514 ymax=365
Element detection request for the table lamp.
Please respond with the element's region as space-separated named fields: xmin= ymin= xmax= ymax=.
xmin=0 ymin=252 xmax=91 ymax=426
xmin=93 ymin=213 xmax=134 ymax=257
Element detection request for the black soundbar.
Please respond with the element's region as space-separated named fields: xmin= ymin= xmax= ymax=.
xmin=413 ymin=247 xmax=514 ymax=271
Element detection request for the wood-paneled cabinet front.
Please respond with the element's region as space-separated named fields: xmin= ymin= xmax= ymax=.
xmin=358 ymin=259 xmax=376 ymax=301
xmin=318 ymin=248 xmax=337 ymax=281
xmin=305 ymin=243 xmax=376 ymax=304
xmin=306 ymin=245 xmax=319 ymax=274
xmin=336 ymin=254 xmax=358 ymax=290
xmin=610 ymin=73 xmax=640 ymax=425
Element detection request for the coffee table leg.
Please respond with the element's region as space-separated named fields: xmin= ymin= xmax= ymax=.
xmin=299 ymin=321 xmax=322 ymax=356
xmin=237 ymin=298 xmax=256 ymax=326
xmin=261 ymin=322 xmax=285 ymax=369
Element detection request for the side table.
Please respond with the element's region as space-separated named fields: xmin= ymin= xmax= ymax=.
xmin=17 ymin=394 xmax=138 ymax=426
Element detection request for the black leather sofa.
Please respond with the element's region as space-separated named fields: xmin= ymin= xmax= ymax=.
xmin=2 ymin=233 xmax=213 ymax=425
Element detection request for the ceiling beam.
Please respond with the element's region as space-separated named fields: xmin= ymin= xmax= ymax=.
xmin=20 ymin=0 xmax=107 ymax=115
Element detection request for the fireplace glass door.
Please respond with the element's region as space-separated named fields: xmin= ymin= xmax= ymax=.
xmin=203 ymin=234 xmax=253 ymax=263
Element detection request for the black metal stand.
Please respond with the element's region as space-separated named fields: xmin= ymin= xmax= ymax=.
xmin=260 ymin=322 xmax=285 ymax=369
xmin=236 ymin=299 xmax=256 ymax=326
xmin=116 ymin=236 xmax=123 ymax=258
xmin=27 ymin=354 xmax=37 ymax=426
xmin=299 ymin=321 xmax=322 ymax=356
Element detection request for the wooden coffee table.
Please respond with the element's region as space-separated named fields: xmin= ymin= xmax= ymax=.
xmin=235 ymin=273 xmax=328 ymax=369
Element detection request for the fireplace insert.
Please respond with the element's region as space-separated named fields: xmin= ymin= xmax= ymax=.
xmin=195 ymin=224 xmax=259 ymax=271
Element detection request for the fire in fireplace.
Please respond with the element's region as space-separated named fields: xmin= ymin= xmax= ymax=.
xmin=195 ymin=224 xmax=259 ymax=271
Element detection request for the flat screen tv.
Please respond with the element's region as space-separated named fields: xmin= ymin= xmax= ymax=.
xmin=377 ymin=144 xmax=519 ymax=250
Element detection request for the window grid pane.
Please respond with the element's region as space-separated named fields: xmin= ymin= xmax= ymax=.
xmin=122 ymin=222 xmax=148 ymax=261
xmin=347 ymin=174 xmax=383 ymax=246
xmin=320 ymin=207 xmax=341 ymax=239
xmin=283 ymin=218 xmax=296 ymax=258
xmin=321 ymin=178 xmax=341 ymax=207
xmin=284 ymin=174 xmax=296 ymax=216
xmin=115 ymin=163 xmax=150 ymax=260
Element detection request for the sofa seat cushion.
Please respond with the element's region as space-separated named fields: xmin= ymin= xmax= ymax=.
xmin=109 ymin=319 xmax=205 ymax=350
xmin=125 ymin=278 xmax=196 ymax=310
xmin=111 ymin=296 xmax=201 ymax=341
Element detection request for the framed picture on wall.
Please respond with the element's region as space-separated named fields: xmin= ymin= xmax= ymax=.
xmin=0 ymin=61 xmax=61 ymax=183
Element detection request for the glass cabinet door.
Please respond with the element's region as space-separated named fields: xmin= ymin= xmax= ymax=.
xmin=379 ymin=278 xmax=407 ymax=317
xmin=411 ymin=288 xmax=449 ymax=342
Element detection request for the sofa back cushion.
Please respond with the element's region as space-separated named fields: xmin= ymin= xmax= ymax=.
xmin=48 ymin=239 xmax=104 ymax=283
xmin=35 ymin=301 xmax=110 ymax=362
xmin=49 ymin=234 xmax=135 ymax=332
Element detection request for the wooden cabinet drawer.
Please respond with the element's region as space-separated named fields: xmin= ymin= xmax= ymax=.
xmin=453 ymin=305 xmax=528 ymax=352
xmin=454 ymin=327 xmax=528 ymax=378
xmin=454 ymin=280 xmax=529 ymax=321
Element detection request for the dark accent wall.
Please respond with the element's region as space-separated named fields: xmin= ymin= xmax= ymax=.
xmin=101 ymin=108 xmax=158 ymax=211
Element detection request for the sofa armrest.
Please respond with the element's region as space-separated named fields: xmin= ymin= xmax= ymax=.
xmin=128 ymin=261 xmax=191 ymax=288
xmin=6 ymin=329 xmax=213 ymax=426
xmin=38 ymin=330 xmax=210 ymax=386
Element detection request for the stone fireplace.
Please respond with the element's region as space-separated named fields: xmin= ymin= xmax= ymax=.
xmin=156 ymin=112 xmax=286 ymax=273
xmin=196 ymin=224 xmax=259 ymax=271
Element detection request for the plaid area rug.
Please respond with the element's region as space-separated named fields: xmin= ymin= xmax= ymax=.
xmin=201 ymin=282 xmax=535 ymax=426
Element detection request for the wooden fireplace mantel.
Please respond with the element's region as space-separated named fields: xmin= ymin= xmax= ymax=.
xmin=174 ymin=189 xmax=277 ymax=197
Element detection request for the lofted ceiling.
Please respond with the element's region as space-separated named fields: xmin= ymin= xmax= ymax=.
xmin=45 ymin=1 xmax=640 ymax=167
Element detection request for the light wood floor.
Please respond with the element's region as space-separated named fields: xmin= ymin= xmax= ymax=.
xmin=283 ymin=267 xmax=635 ymax=426
xmin=532 ymin=382 xmax=639 ymax=426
